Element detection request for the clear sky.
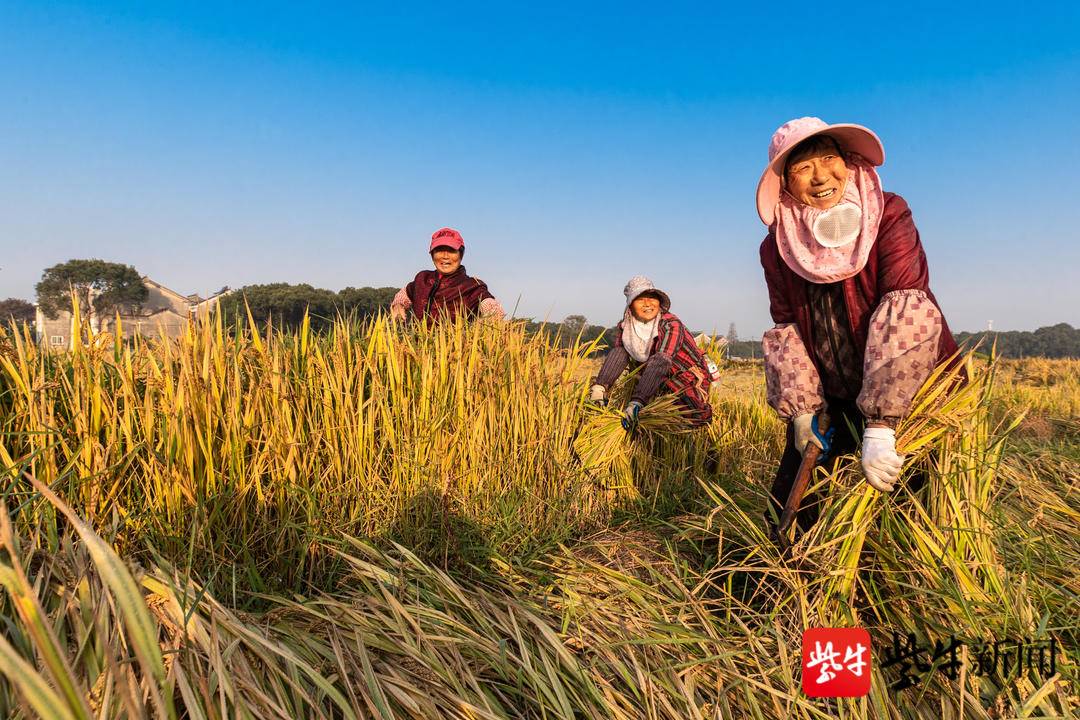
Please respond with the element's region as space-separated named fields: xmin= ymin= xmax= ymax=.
xmin=2 ymin=1 xmax=1078 ymax=336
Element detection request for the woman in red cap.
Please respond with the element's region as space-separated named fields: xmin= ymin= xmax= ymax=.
xmin=756 ymin=117 xmax=958 ymax=534
xmin=389 ymin=227 xmax=505 ymax=322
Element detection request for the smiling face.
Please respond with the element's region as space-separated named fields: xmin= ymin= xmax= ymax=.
xmin=431 ymin=246 xmax=462 ymax=275
xmin=629 ymin=292 xmax=662 ymax=322
xmin=784 ymin=135 xmax=849 ymax=210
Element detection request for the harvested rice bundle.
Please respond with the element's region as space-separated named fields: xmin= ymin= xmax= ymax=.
xmin=807 ymin=347 xmax=1024 ymax=609
xmin=573 ymin=394 xmax=696 ymax=490
xmin=895 ymin=346 xmax=1012 ymax=459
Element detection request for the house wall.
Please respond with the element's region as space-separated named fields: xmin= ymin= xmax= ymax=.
xmin=115 ymin=310 xmax=188 ymax=340
xmin=141 ymin=283 xmax=191 ymax=315
xmin=34 ymin=278 xmax=220 ymax=349
xmin=35 ymin=308 xmax=72 ymax=349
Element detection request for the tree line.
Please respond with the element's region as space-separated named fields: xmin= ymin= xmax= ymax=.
xmin=721 ymin=323 xmax=1080 ymax=359
xmin=954 ymin=323 xmax=1080 ymax=359
xmin=5 ymin=260 xmax=1079 ymax=358
xmin=224 ymin=283 xmax=400 ymax=329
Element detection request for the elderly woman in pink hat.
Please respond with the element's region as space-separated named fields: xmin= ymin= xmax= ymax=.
xmin=389 ymin=227 xmax=505 ymax=322
xmin=756 ymin=117 xmax=958 ymax=532
xmin=589 ymin=276 xmax=714 ymax=431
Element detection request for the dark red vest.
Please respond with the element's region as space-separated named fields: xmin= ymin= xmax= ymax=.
xmin=405 ymin=266 xmax=494 ymax=322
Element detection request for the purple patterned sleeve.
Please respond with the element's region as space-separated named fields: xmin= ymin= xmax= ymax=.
xmin=594 ymin=346 xmax=630 ymax=390
xmin=762 ymin=323 xmax=825 ymax=420
xmin=630 ymin=354 xmax=673 ymax=405
xmin=857 ymin=289 xmax=943 ymax=422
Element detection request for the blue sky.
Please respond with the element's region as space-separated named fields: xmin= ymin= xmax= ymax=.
xmin=2 ymin=1 xmax=1078 ymax=335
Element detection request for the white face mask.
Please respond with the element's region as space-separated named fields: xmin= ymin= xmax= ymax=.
xmin=811 ymin=201 xmax=862 ymax=248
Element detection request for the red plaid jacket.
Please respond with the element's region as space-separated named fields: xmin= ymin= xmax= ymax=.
xmin=594 ymin=311 xmax=713 ymax=426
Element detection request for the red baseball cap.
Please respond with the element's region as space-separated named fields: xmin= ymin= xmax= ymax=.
xmin=429 ymin=227 xmax=465 ymax=253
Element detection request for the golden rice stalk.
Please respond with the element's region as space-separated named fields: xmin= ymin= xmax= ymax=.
xmin=811 ymin=346 xmax=1010 ymax=608
xmin=21 ymin=473 xmax=176 ymax=720
xmin=895 ymin=346 xmax=1014 ymax=458
xmin=0 ymin=633 xmax=76 ymax=720
xmin=0 ymin=502 xmax=93 ymax=720
xmin=573 ymin=394 xmax=697 ymax=493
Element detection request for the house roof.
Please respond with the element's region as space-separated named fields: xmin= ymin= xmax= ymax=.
xmin=193 ymin=288 xmax=233 ymax=308
xmin=142 ymin=277 xmax=192 ymax=304
xmin=142 ymin=277 xmax=232 ymax=308
xmin=33 ymin=276 xmax=231 ymax=314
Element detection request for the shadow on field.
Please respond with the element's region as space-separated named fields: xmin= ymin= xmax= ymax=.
xmin=379 ymin=489 xmax=494 ymax=577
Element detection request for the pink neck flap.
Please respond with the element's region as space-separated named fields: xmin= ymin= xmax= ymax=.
xmin=774 ymin=154 xmax=884 ymax=284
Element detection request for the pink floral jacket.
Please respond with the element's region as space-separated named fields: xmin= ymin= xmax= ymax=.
xmin=759 ymin=192 xmax=959 ymax=424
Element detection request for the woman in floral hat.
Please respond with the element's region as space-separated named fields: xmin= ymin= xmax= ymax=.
xmin=590 ymin=275 xmax=714 ymax=431
xmin=756 ymin=117 xmax=958 ymax=532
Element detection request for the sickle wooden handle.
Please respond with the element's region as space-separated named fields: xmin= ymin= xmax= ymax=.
xmin=776 ymin=412 xmax=831 ymax=548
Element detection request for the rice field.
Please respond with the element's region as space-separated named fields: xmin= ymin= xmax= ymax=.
xmin=0 ymin=310 xmax=1076 ymax=718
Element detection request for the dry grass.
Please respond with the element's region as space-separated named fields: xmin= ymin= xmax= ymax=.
xmin=0 ymin=311 xmax=1076 ymax=718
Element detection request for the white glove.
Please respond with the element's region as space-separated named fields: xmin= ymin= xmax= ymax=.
xmin=589 ymin=384 xmax=607 ymax=403
xmin=861 ymin=427 xmax=903 ymax=492
xmin=793 ymin=413 xmax=824 ymax=456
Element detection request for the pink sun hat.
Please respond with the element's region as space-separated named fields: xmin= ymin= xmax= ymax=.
xmin=429 ymin=227 xmax=465 ymax=253
xmin=756 ymin=117 xmax=885 ymax=226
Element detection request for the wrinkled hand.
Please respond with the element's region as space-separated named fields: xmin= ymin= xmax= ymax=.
xmin=390 ymin=305 xmax=407 ymax=322
xmin=861 ymin=427 xmax=903 ymax=492
xmin=589 ymin=384 xmax=608 ymax=407
xmin=621 ymin=401 xmax=643 ymax=433
xmin=793 ymin=413 xmax=834 ymax=462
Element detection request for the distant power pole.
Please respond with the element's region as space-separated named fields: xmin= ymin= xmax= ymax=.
xmin=727 ymin=322 xmax=738 ymax=345
xmin=987 ymin=320 xmax=994 ymax=331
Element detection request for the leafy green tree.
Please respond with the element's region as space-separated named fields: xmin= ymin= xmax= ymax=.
xmin=35 ymin=259 xmax=147 ymax=324
xmin=724 ymin=339 xmax=761 ymax=359
xmin=224 ymin=284 xmax=398 ymax=332
xmin=228 ymin=283 xmax=338 ymax=330
xmin=336 ymin=286 xmax=398 ymax=319
xmin=523 ymin=318 xmax=615 ymax=349
xmin=561 ymin=315 xmax=587 ymax=337
xmin=580 ymin=323 xmax=616 ymax=348
xmin=955 ymin=323 xmax=1080 ymax=358
xmin=0 ymin=298 xmax=35 ymax=325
